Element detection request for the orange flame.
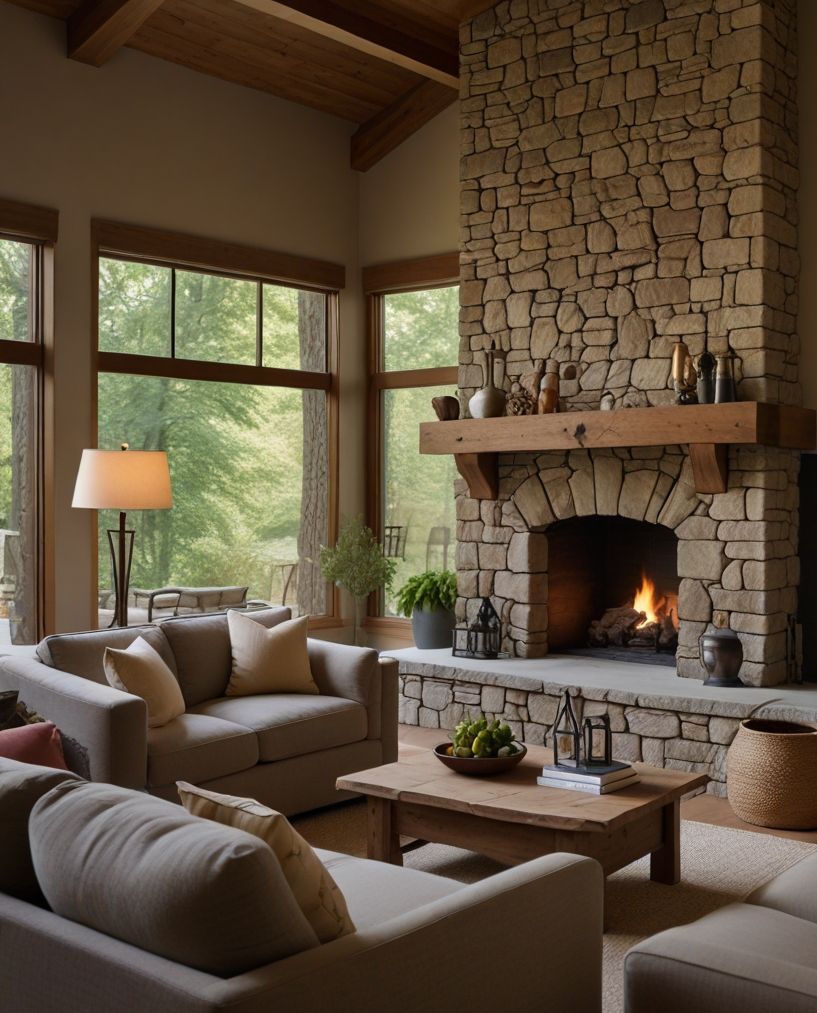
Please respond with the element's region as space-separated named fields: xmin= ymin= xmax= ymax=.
xmin=633 ymin=573 xmax=660 ymax=626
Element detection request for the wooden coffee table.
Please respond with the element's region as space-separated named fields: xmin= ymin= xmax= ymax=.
xmin=337 ymin=744 xmax=707 ymax=884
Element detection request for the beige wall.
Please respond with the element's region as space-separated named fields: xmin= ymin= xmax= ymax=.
xmin=799 ymin=0 xmax=816 ymax=410
xmin=358 ymin=103 xmax=460 ymax=266
xmin=0 ymin=3 xmax=364 ymax=633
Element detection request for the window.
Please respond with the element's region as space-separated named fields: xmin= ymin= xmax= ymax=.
xmin=0 ymin=198 xmax=56 ymax=644
xmin=94 ymin=221 xmax=340 ymax=626
xmin=365 ymin=255 xmax=459 ymax=619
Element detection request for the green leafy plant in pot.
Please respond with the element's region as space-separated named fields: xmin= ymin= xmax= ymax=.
xmin=320 ymin=516 xmax=396 ymax=645
xmin=396 ymin=570 xmax=457 ymax=649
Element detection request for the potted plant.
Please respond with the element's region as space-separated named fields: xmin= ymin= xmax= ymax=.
xmin=396 ymin=570 xmax=457 ymax=649
xmin=320 ymin=516 xmax=396 ymax=645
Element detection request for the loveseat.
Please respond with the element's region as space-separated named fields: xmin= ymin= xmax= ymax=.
xmin=0 ymin=758 xmax=604 ymax=1013
xmin=624 ymin=851 xmax=817 ymax=1012
xmin=0 ymin=607 xmax=398 ymax=814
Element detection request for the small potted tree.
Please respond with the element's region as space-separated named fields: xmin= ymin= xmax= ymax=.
xmin=396 ymin=570 xmax=457 ymax=649
xmin=320 ymin=516 xmax=396 ymax=646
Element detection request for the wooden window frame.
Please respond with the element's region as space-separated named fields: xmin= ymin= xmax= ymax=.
xmin=0 ymin=197 xmax=58 ymax=639
xmin=91 ymin=219 xmax=342 ymax=628
xmin=363 ymin=252 xmax=459 ymax=630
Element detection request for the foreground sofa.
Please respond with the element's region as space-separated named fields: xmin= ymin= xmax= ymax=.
xmin=0 ymin=759 xmax=605 ymax=1013
xmin=624 ymin=851 xmax=817 ymax=1012
xmin=0 ymin=607 xmax=398 ymax=814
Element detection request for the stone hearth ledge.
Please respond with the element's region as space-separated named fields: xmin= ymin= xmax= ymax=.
xmin=386 ymin=648 xmax=817 ymax=795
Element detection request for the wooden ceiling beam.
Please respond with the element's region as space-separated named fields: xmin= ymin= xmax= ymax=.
xmin=235 ymin=0 xmax=458 ymax=87
xmin=68 ymin=0 xmax=166 ymax=66
xmin=456 ymin=0 xmax=501 ymax=20
xmin=351 ymin=78 xmax=457 ymax=172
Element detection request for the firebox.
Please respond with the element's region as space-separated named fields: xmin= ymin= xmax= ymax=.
xmin=548 ymin=517 xmax=679 ymax=667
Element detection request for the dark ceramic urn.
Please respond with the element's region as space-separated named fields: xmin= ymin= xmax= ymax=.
xmin=699 ymin=625 xmax=744 ymax=688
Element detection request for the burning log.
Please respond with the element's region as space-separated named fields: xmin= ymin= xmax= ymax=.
xmin=588 ymin=606 xmax=646 ymax=647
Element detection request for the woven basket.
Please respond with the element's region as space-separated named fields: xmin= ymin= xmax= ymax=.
xmin=727 ymin=719 xmax=817 ymax=830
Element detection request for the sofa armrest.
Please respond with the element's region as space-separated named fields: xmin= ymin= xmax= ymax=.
xmin=207 ymin=852 xmax=603 ymax=1013
xmin=624 ymin=903 xmax=817 ymax=1013
xmin=0 ymin=656 xmax=147 ymax=789
xmin=307 ymin=640 xmax=392 ymax=743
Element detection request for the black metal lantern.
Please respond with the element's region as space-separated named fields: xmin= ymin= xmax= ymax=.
xmin=452 ymin=596 xmax=501 ymax=659
xmin=551 ymin=690 xmax=582 ymax=768
xmin=583 ymin=713 xmax=612 ymax=767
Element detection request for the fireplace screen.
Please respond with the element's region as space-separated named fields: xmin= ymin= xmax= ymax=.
xmin=547 ymin=516 xmax=679 ymax=663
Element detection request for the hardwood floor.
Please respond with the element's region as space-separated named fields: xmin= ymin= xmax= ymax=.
xmin=397 ymin=724 xmax=817 ymax=845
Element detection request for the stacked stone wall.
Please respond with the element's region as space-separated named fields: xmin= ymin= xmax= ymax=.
xmin=455 ymin=0 xmax=801 ymax=686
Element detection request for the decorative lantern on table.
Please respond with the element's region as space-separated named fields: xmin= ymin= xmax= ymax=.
xmin=452 ymin=596 xmax=502 ymax=659
xmin=583 ymin=713 xmax=613 ymax=767
xmin=551 ymin=690 xmax=582 ymax=768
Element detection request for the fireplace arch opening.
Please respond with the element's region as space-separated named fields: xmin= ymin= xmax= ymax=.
xmin=547 ymin=516 xmax=679 ymax=666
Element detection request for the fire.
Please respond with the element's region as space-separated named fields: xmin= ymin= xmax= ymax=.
xmin=633 ymin=573 xmax=661 ymax=626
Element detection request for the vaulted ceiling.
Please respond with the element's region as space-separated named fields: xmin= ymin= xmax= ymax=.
xmin=7 ymin=0 xmax=492 ymax=169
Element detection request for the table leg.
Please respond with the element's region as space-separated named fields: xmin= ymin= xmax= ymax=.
xmin=367 ymin=797 xmax=402 ymax=865
xmin=650 ymin=799 xmax=681 ymax=885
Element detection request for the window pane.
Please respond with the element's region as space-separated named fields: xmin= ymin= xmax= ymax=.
xmin=382 ymin=385 xmax=457 ymax=616
xmin=97 ymin=374 xmax=328 ymax=623
xmin=0 ymin=239 xmax=33 ymax=342
xmin=383 ymin=286 xmax=458 ymax=371
xmin=0 ymin=363 xmax=38 ymax=644
xmin=99 ymin=258 xmax=171 ymax=356
xmin=175 ymin=271 xmax=257 ymax=365
xmin=262 ymin=285 xmax=327 ymax=372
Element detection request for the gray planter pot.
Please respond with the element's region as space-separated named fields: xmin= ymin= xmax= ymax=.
xmin=411 ymin=606 xmax=456 ymax=650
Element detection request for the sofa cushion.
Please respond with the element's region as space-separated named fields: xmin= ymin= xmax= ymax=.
xmin=0 ymin=757 xmax=79 ymax=902
xmin=314 ymin=849 xmax=463 ymax=931
xmin=226 ymin=612 xmax=318 ymax=698
xmin=178 ymin=782 xmax=355 ymax=942
xmin=36 ymin=625 xmax=176 ymax=685
xmin=30 ymin=780 xmax=319 ymax=976
xmin=104 ymin=636 xmax=186 ymax=728
xmin=747 ymin=852 xmax=817 ymax=925
xmin=190 ymin=694 xmax=367 ymax=762
xmin=147 ymin=713 xmax=259 ymax=788
xmin=161 ymin=607 xmax=291 ymax=707
xmin=0 ymin=722 xmax=68 ymax=770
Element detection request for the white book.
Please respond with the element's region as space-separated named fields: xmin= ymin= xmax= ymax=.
xmin=537 ymin=772 xmax=641 ymax=795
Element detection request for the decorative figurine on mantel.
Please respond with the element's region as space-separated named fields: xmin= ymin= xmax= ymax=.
xmin=695 ymin=351 xmax=716 ymax=404
xmin=431 ymin=393 xmax=460 ymax=421
xmin=538 ymin=360 xmax=560 ymax=414
xmin=506 ymin=382 xmax=536 ymax=416
xmin=468 ymin=341 xmax=507 ymax=419
xmin=671 ymin=338 xmax=698 ymax=405
xmin=600 ymin=390 xmax=615 ymax=411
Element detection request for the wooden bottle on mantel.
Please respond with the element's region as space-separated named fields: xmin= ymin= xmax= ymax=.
xmin=538 ymin=361 xmax=560 ymax=414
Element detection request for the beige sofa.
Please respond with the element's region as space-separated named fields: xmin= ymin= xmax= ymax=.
xmin=0 ymin=762 xmax=604 ymax=1013
xmin=624 ymin=851 xmax=817 ymax=1012
xmin=0 ymin=607 xmax=398 ymax=814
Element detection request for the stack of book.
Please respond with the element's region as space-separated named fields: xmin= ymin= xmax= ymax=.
xmin=537 ymin=760 xmax=640 ymax=795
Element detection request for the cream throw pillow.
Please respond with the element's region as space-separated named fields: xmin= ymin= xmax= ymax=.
xmin=103 ymin=637 xmax=185 ymax=728
xmin=177 ymin=782 xmax=355 ymax=943
xmin=226 ymin=611 xmax=318 ymax=697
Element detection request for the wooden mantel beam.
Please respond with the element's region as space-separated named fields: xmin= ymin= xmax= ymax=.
xmin=235 ymin=0 xmax=459 ymax=88
xmin=351 ymin=80 xmax=457 ymax=172
xmin=68 ymin=0 xmax=165 ymax=66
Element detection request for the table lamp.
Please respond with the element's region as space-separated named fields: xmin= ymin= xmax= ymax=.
xmin=72 ymin=444 xmax=172 ymax=628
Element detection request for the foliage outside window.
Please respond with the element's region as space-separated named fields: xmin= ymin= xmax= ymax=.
xmin=97 ymin=253 xmax=332 ymax=624
xmin=370 ymin=280 xmax=459 ymax=617
xmin=0 ymin=236 xmax=43 ymax=645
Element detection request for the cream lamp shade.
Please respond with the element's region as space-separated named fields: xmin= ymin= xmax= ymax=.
xmin=72 ymin=449 xmax=173 ymax=511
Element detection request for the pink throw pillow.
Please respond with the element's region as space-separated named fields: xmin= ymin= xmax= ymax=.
xmin=0 ymin=722 xmax=68 ymax=771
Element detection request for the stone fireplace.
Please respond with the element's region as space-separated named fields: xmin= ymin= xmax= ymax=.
xmin=454 ymin=0 xmax=800 ymax=687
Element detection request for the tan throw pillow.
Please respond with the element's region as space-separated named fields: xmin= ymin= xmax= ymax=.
xmin=103 ymin=636 xmax=185 ymax=728
xmin=177 ymin=781 xmax=355 ymax=943
xmin=226 ymin=611 xmax=318 ymax=697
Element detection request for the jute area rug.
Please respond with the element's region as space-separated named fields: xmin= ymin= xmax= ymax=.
xmin=293 ymin=801 xmax=817 ymax=1013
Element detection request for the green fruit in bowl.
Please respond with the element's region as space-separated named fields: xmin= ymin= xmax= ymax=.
xmin=451 ymin=714 xmax=519 ymax=758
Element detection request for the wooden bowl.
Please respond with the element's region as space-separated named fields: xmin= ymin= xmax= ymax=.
xmin=433 ymin=742 xmax=527 ymax=776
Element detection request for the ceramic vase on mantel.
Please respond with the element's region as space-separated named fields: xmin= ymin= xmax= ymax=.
xmin=468 ymin=344 xmax=506 ymax=419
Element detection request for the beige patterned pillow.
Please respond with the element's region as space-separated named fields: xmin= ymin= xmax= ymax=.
xmin=103 ymin=637 xmax=185 ymax=728
xmin=177 ymin=781 xmax=355 ymax=942
xmin=226 ymin=611 xmax=318 ymax=697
